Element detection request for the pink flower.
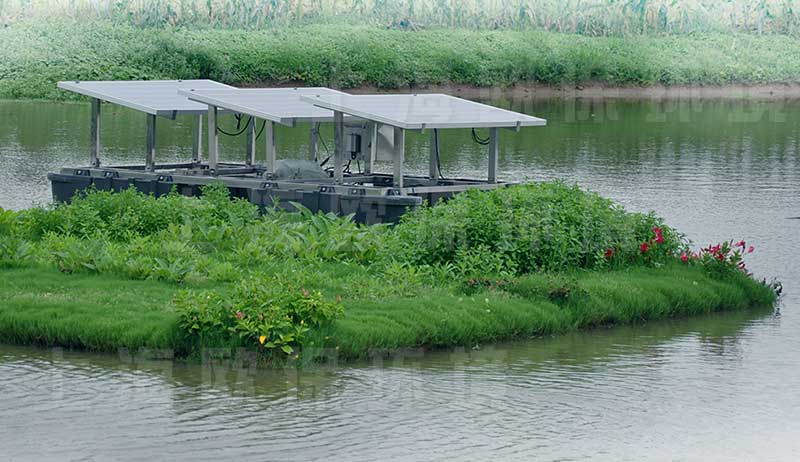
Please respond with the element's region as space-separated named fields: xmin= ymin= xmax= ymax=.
xmin=734 ymin=240 xmax=746 ymax=248
xmin=236 ymin=311 xmax=243 ymax=320
xmin=640 ymin=242 xmax=649 ymax=253
xmin=655 ymin=234 xmax=664 ymax=244
xmin=680 ymin=253 xmax=689 ymax=263
xmin=747 ymin=245 xmax=754 ymax=254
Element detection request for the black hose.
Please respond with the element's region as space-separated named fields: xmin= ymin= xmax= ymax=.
xmin=255 ymin=120 xmax=266 ymax=140
xmin=471 ymin=127 xmax=491 ymax=145
xmin=434 ymin=128 xmax=447 ymax=180
xmin=217 ymin=114 xmax=252 ymax=137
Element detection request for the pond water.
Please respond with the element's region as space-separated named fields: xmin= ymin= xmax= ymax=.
xmin=1 ymin=96 xmax=799 ymax=460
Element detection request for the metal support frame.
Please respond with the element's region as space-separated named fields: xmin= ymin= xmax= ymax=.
xmin=309 ymin=122 xmax=320 ymax=161
xmin=333 ymin=111 xmax=344 ymax=184
xmin=145 ymin=113 xmax=157 ymax=172
xmin=207 ymin=105 xmax=219 ymax=171
xmin=429 ymin=129 xmax=440 ymax=181
xmin=191 ymin=114 xmax=203 ymax=164
xmin=246 ymin=117 xmax=256 ymax=166
xmin=393 ymin=126 xmax=405 ymax=188
xmin=265 ymin=121 xmax=277 ymax=174
xmin=488 ymin=127 xmax=499 ymax=183
xmin=366 ymin=122 xmax=378 ymax=175
xmin=89 ymin=98 xmax=101 ymax=167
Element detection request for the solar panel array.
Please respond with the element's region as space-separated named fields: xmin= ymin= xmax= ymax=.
xmin=300 ymin=93 xmax=547 ymax=129
xmin=57 ymin=80 xmax=234 ymax=116
xmin=179 ymin=87 xmax=347 ymax=125
xmin=57 ymin=80 xmax=547 ymax=129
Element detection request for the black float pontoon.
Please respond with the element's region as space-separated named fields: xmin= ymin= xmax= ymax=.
xmin=49 ymin=80 xmax=546 ymax=224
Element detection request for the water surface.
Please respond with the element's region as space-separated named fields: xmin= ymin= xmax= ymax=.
xmin=1 ymin=97 xmax=798 ymax=461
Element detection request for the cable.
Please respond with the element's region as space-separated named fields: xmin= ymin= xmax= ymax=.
xmin=317 ymin=131 xmax=333 ymax=167
xmin=471 ymin=127 xmax=491 ymax=145
xmin=217 ymin=114 xmax=252 ymax=137
xmin=255 ymin=120 xmax=266 ymax=140
xmin=434 ymin=128 xmax=447 ymax=180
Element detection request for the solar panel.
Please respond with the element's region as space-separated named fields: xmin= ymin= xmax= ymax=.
xmin=57 ymin=80 xmax=234 ymax=116
xmin=300 ymin=93 xmax=547 ymax=129
xmin=179 ymin=87 xmax=348 ymax=126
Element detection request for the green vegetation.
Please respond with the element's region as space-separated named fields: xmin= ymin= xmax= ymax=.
xmin=0 ymin=182 xmax=777 ymax=361
xmin=3 ymin=19 xmax=800 ymax=100
xmin=2 ymin=0 xmax=798 ymax=35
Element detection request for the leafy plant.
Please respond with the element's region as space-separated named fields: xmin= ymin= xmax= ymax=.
xmin=390 ymin=182 xmax=687 ymax=274
xmin=174 ymin=275 xmax=343 ymax=357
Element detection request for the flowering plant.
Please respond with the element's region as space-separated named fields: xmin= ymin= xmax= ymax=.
xmin=679 ymin=239 xmax=754 ymax=277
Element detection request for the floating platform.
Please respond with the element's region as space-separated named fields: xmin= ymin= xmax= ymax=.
xmin=50 ymin=80 xmax=546 ymax=224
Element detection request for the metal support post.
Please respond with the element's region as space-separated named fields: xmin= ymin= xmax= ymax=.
xmin=265 ymin=121 xmax=276 ymax=174
xmin=366 ymin=122 xmax=378 ymax=175
xmin=488 ymin=127 xmax=499 ymax=183
xmin=309 ymin=122 xmax=320 ymax=161
xmin=145 ymin=113 xmax=156 ymax=172
xmin=191 ymin=114 xmax=203 ymax=164
xmin=246 ymin=117 xmax=256 ymax=166
xmin=393 ymin=126 xmax=405 ymax=188
xmin=89 ymin=98 xmax=101 ymax=167
xmin=207 ymin=105 xmax=219 ymax=172
xmin=333 ymin=111 xmax=344 ymax=184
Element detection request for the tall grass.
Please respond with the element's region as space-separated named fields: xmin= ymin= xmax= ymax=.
xmin=1 ymin=0 xmax=799 ymax=35
xmin=4 ymin=19 xmax=800 ymax=99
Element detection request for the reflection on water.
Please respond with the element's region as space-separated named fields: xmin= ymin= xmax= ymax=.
xmin=1 ymin=97 xmax=799 ymax=460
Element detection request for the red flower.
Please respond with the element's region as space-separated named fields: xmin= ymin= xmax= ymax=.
xmin=640 ymin=242 xmax=649 ymax=253
xmin=747 ymin=245 xmax=754 ymax=254
xmin=716 ymin=253 xmax=725 ymax=261
xmin=734 ymin=240 xmax=746 ymax=248
xmin=680 ymin=253 xmax=689 ymax=263
xmin=236 ymin=311 xmax=243 ymax=320
xmin=654 ymin=234 xmax=664 ymax=244
xmin=604 ymin=248 xmax=614 ymax=259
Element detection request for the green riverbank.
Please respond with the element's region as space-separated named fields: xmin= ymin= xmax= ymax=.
xmin=2 ymin=19 xmax=800 ymax=100
xmin=0 ymin=182 xmax=777 ymax=361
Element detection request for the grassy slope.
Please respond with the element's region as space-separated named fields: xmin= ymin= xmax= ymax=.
xmin=0 ymin=267 xmax=183 ymax=350
xmin=2 ymin=20 xmax=800 ymax=99
xmin=318 ymin=265 xmax=775 ymax=358
xmin=0 ymin=265 xmax=775 ymax=358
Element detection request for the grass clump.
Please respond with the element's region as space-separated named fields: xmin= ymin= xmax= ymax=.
xmin=0 ymin=181 xmax=778 ymax=361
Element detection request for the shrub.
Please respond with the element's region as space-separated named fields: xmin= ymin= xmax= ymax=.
xmin=390 ymin=182 xmax=686 ymax=274
xmin=175 ymin=275 xmax=343 ymax=357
